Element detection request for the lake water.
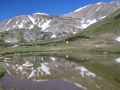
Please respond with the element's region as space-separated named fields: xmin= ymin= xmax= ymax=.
xmin=0 ymin=53 xmax=120 ymax=90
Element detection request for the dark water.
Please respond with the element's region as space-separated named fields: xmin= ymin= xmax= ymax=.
xmin=0 ymin=53 xmax=120 ymax=90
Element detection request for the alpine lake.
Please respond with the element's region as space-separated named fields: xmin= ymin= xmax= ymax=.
xmin=0 ymin=52 xmax=120 ymax=90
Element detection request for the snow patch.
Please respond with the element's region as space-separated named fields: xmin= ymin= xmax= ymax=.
xmin=74 ymin=5 xmax=89 ymax=12
xmin=16 ymin=66 xmax=23 ymax=72
xmin=96 ymin=7 xmax=101 ymax=11
xmin=66 ymin=55 xmax=69 ymax=58
xmin=16 ymin=64 xmax=19 ymax=67
xmin=36 ymin=79 xmax=48 ymax=82
xmin=73 ymin=32 xmax=76 ymax=34
xmin=5 ymin=58 xmax=9 ymax=59
xmin=4 ymin=59 xmax=10 ymax=62
xmin=75 ymin=83 xmax=87 ymax=90
xmin=29 ymin=25 xmax=34 ymax=29
xmin=40 ymin=64 xmax=51 ymax=75
xmin=115 ymin=58 xmax=120 ymax=63
xmin=41 ymin=20 xmax=51 ymax=30
xmin=41 ymin=19 xmax=44 ymax=23
xmin=51 ymin=34 xmax=56 ymax=38
xmin=6 ymin=28 xmax=10 ymax=31
xmin=28 ymin=15 xmax=36 ymax=24
xmin=86 ymin=20 xmax=91 ymax=22
xmin=5 ymin=40 xmax=10 ymax=43
xmin=50 ymin=57 xmax=56 ymax=61
xmin=41 ymin=57 xmax=43 ymax=61
xmin=12 ymin=65 xmax=16 ymax=69
xmin=80 ymin=19 xmax=97 ymax=28
xmin=80 ymin=24 xmax=88 ymax=28
xmin=81 ymin=21 xmax=84 ymax=23
xmin=76 ymin=26 xmax=81 ymax=28
xmin=97 ymin=2 xmax=102 ymax=4
xmin=18 ymin=23 xmax=23 ymax=28
xmin=6 ymin=20 xmax=11 ymax=25
xmin=115 ymin=37 xmax=120 ymax=42
xmin=34 ymin=13 xmax=49 ymax=16
xmin=38 ymin=22 xmax=41 ymax=26
xmin=100 ymin=16 xmax=106 ymax=19
xmin=76 ymin=66 xmax=96 ymax=77
xmin=16 ymin=21 xmax=18 ymax=24
xmin=4 ymin=58 xmax=10 ymax=62
xmin=6 ymin=69 xmax=11 ymax=75
xmin=27 ymin=70 xmax=36 ymax=79
xmin=66 ymin=41 xmax=69 ymax=43
xmin=6 ymin=63 xmax=9 ymax=66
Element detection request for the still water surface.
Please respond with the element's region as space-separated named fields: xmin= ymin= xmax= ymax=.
xmin=0 ymin=53 xmax=120 ymax=90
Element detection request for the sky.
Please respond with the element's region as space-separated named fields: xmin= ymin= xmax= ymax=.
xmin=0 ymin=0 xmax=114 ymax=22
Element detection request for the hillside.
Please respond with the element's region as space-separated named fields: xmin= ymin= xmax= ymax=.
xmin=66 ymin=8 xmax=120 ymax=47
xmin=0 ymin=1 xmax=120 ymax=43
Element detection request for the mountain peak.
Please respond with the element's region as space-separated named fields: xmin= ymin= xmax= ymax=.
xmin=74 ymin=5 xmax=91 ymax=12
xmin=97 ymin=2 xmax=103 ymax=5
xmin=33 ymin=12 xmax=49 ymax=16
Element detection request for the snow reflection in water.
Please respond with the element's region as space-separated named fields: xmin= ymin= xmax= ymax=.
xmin=76 ymin=66 xmax=96 ymax=77
xmin=2 ymin=56 xmax=96 ymax=80
xmin=115 ymin=57 xmax=120 ymax=63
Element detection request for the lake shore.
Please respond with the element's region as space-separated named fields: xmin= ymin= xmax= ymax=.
xmin=0 ymin=74 xmax=85 ymax=90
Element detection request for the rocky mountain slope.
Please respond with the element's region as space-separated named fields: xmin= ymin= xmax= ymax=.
xmin=0 ymin=1 xmax=120 ymax=43
xmin=0 ymin=14 xmax=81 ymax=43
xmin=65 ymin=1 xmax=120 ymax=28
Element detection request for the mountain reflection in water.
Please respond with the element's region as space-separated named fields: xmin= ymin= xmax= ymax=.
xmin=1 ymin=53 xmax=120 ymax=90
